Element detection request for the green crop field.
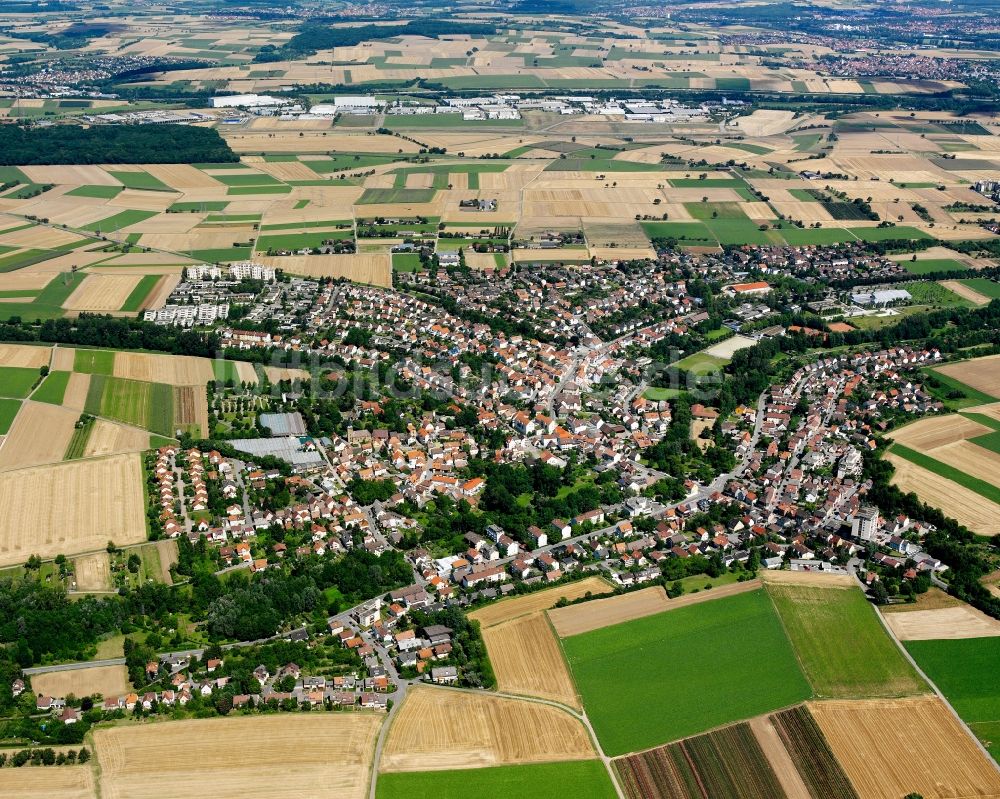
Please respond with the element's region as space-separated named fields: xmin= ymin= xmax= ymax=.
xmin=357 ymin=188 xmax=437 ymax=204
xmin=376 ymin=761 xmax=616 ymax=799
xmin=65 ymin=184 xmax=124 ymax=199
xmin=119 ymin=275 xmax=161 ymax=312
xmin=212 ymin=359 xmax=242 ymax=385
xmin=214 ymin=172 xmax=282 ymax=186
xmin=960 ymin=278 xmax=1000 ymax=299
xmin=81 ymin=209 xmax=158 ymax=233
xmin=171 ymin=200 xmax=229 ymax=212
xmin=563 ymin=589 xmax=810 ymax=755
xmin=902 ymin=258 xmax=970 ymax=275
xmin=74 ymin=349 xmax=116 ymax=375
xmin=256 ymin=231 xmax=353 ymax=251
xmin=850 ymin=226 xmax=932 ymax=242
xmin=31 ymin=370 xmax=70 ymax=404
xmin=226 ymin=185 xmax=292 ymax=195
xmin=767 ymin=583 xmax=926 ymax=698
xmin=64 ymin=418 xmax=94 ymax=460
xmin=614 ymin=721 xmax=790 ymax=799
xmin=84 ymin=374 xmax=173 ymax=435
xmin=0 ymin=398 xmax=20 ymax=434
xmin=108 ymin=170 xmax=172 ymax=192
xmin=0 ymin=365 xmax=40 ymax=398
xmin=0 ymin=270 xmax=85 ymax=321
xmin=906 ymin=637 xmax=1000 ymax=759
xmin=891 ymin=442 xmax=1000 ymax=505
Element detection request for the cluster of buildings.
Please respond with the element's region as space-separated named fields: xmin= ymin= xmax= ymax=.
xmin=144 ymin=266 xmax=317 ymax=329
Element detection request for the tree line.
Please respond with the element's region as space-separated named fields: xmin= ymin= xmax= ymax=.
xmin=0 ymin=124 xmax=237 ymax=166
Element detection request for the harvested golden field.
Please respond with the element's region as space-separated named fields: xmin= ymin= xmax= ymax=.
xmin=889 ymin=414 xmax=993 ymax=451
xmin=0 ymin=401 xmax=77 ymax=471
xmin=882 ymin=605 xmax=1000 ymax=641
xmin=113 ymin=352 xmax=215 ymax=385
xmin=143 ymin=163 xmax=222 ymax=189
xmin=51 ymin=346 xmax=77 ymax=371
xmin=929 ymin=441 xmax=1000 ymax=490
xmin=153 ymin=539 xmax=178 ymax=584
xmin=549 ymin=586 xmax=669 ymax=637
xmin=0 ymin=765 xmax=95 ymax=799
xmin=940 ymin=279 xmax=991 ymax=306
xmin=144 ymin=274 xmax=181 ymax=310
xmin=481 ymin=613 xmax=579 ymax=709
xmin=83 ymin=419 xmax=151 ymax=458
xmin=73 ymin=551 xmax=112 ymax=592
xmin=0 ymin=453 xmax=146 ymax=566
xmin=760 ymin=570 xmax=855 ymax=588
xmin=254 ymin=253 xmax=391 ymax=287
xmin=934 ymin=355 xmax=1000 ymax=399
xmin=96 ymin=714 xmax=382 ymax=799
xmin=62 ymin=372 xmax=91 ymax=412
xmin=881 ymin=587 xmax=961 ymax=613
xmin=63 ymin=274 xmax=144 ymax=312
xmin=555 ymin=579 xmax=764 ymax=637
xmin=809 ymin=697 xmax=1000 ymax=799
xmin=263 ymin=366 xmax=311 ymax=382
xmin=381 ymin=686 xmax=594 ymax=772
xmin=0 ymin=343 xmax=50 ymax=368
xmin=733 ymin=109 xmax=799 ymax=136
xmin=469 ymin=575 xmax=612 ymax=628
xmin=886 ymin=452 xmax=1000 ymax=536
xmin=31 ymin=664 xmax=131 ymax=699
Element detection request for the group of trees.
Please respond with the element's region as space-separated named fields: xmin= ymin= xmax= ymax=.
xmin=0 ymin=124 xmax=237 ymax=166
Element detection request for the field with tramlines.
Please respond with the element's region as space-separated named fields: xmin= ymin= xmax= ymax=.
xmin=770 ymin=706 xmax=859 ymax=799
xmin=613 ymin=722 xmax=786 ymax=799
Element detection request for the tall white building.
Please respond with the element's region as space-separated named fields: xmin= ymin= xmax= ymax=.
xmin=852 ymin=505 xmax=880 ymax=542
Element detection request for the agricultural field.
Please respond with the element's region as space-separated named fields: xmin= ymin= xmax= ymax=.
xmin=548 ymin=580 xmax=759 ymax=637
xmin=95 ymin=714 xmax=382 ymax=799
xmin=468 ymin=575 xmax=611 ymax=628
xmin=765 ymin=580 xmax=927 ymax=698
xmin=29 ymin=663 xmax=131 ymax=699
xmin=905 ymin=637 xmax=1000 ymax=759
xmin=481 ymin=612 xmax=580 ymax=708
xmin=932 ymin=355 xmax=1000 ymax=403
xmin=563 ymin=588 xmax=811 ymax=755
xmin=882 ymin=603 xmax=1000 ymax=640
xmin=85 ymin=375 xmax=174 ymax=437
xmin=613 ymin=721 xmax=788 ymax=799
xmin=809 ymin=697 xmax=1000 ymax=799
xmin=767 ymin=706 xmax=859 ymax=799
xmin=0 ymin=364 xmax=42 ymax=397
xmin=0 ymin=766 xmax=95 ymax=799
xmin=885 ymin=451 xmax=1000 ymax=535
xmin=0 ymin=400 xmax=78 ymax=470
xmin=376 ymin=761 xmax=616 ymax=799
xmin=0 ymin=453 xmax=146 ymax=566
xmin=380 ymin=686 xmax=595 ymax=772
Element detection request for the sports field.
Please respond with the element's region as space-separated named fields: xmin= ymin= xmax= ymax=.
xmin=563 ymin=589 xmax=811 ymax=755
xmin=766 ymin=582 xmax=926 ymax=698
xmin=376 ymin=761 xmax=616 ymax=799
